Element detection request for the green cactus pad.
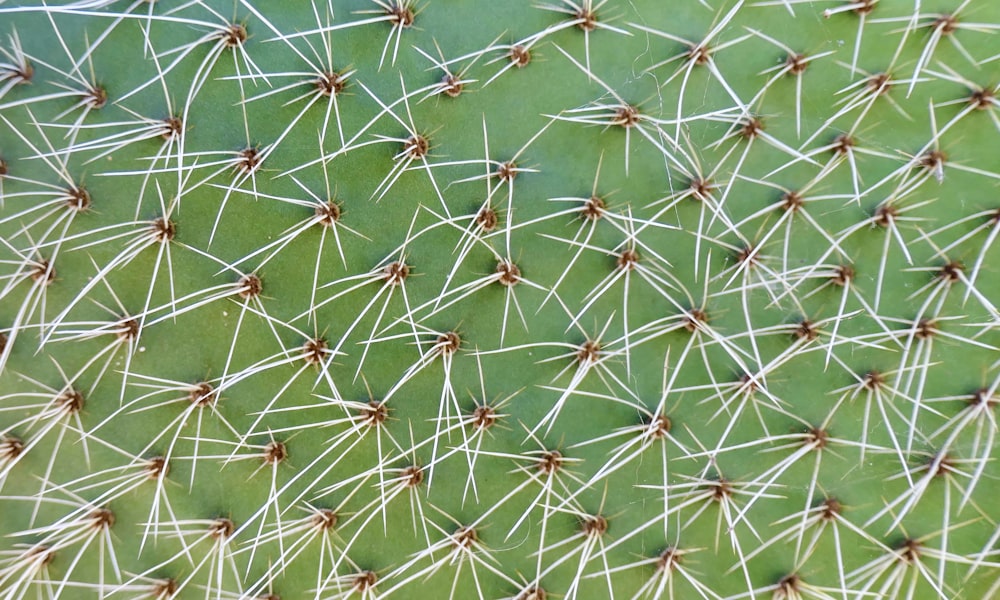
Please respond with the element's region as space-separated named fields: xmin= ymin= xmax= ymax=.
xmin=1 ymin=0 xmax=999 ymax=598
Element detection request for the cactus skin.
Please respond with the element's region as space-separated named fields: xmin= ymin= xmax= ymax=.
xmin=1 ymin=0 xmax=1000 ymax=598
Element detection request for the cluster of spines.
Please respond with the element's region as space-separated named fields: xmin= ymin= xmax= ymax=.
xmin=0 ymin=0 xmax=999 ymax=599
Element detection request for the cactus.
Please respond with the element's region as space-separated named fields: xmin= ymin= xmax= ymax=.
xmin=1 ymin=0 xmax=1000 ymax=598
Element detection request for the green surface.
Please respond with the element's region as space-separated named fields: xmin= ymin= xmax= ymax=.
xmin=1 ymin=0 xmax=999 ymax=598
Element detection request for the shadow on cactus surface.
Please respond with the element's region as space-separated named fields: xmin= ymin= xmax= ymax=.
xmin=1 ymin=0 xmax=1000 ymax=598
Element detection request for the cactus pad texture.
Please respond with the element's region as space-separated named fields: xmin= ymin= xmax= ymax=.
xmin=2 ymin=0 xmax=1000 ymax=598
